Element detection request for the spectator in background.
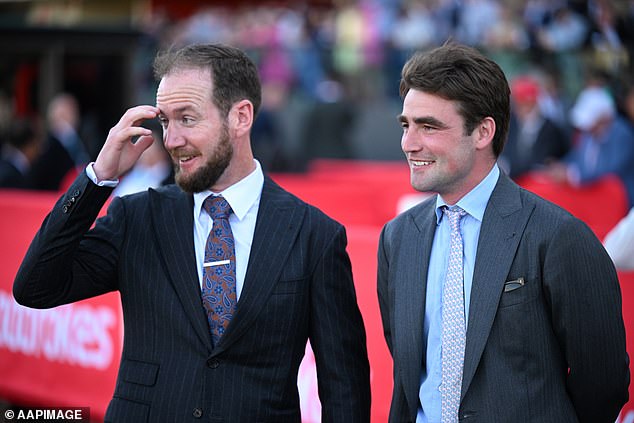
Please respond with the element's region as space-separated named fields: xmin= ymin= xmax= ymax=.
xmin=250 ymin=80 xmax=291 ymax=172
xmin=0 ymin=117 xmax=43 ymax=189
xmin=301 ymin=73 xmax=356 ymax=163
xmin=536 ymin=4 xmax=589 ymax=52
xmin=28 ymin=93 xmax=91 ymax=191
xmin=618 ymin=79 xmax=634 ymax=124
xmin=499 ymin=75 xmax=570 ymax=179
xmin=545 ymin=85 xmax=634 ymax=208
xmin=535 ymin=4 xmax=590 ymax=98
xmin=604 ymin=207 xmax=634 ymax=270
xmin=604 ymin=79 xmax=634 ymax=270
xmin=455 ymin=0 xmax=501 ymax=47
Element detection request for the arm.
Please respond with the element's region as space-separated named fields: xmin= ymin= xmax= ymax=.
xmin=13 ymin=172 xmax=119 ymax=308
xmin=13 ymin=105 xmax=159 ymax=308
xmin=310 ymin=224 xmax=371 ymax=423
xmin=545 ymin=218 xmax=629 ymax=422
xmin=377 ymin=225 xmax=393 ymax=355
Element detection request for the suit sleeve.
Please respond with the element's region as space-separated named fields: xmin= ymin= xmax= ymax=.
xmin=545 ymin=217 xmax=630 ymax=422
xmin=13 ymin=171 xmax=119 ymax=308
xmin=377 ymin=224 xmax=393 ymax=355
xmin=309 ymin=223 xmax=371 ymax=423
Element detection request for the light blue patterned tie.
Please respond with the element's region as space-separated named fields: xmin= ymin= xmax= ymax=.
xmin=201 ymin=195 xmax=237 ymax=346
xmin=440 ymin=206 xmax=467 ymax=422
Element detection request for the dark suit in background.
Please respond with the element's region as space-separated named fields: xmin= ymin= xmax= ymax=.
xmin=0 ymin=117 xmax=43 ymax=189
xmin=501 ymin=112 xmax=570 ymax=179
xmin=499 ymin=75 xmax=570 ymax=180
xmin=28 ymin=93 xmax=90 ymax=191
xmin=0 ymin=155 xmax=25 ymax=188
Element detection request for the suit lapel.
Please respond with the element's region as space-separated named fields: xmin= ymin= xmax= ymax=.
xmin=149 ymin=187 xmax=214 ymax=350
xmin=394 ymin=199 xmax=437 ymax=415
xmin=461 ymin=174 xmax=534 ymax=397
xmin=211 ymin=177 xmax=305 ymax=355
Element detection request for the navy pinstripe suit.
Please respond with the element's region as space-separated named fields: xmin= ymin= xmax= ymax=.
xmin=14 ymin=171 xmax=371 ymax=422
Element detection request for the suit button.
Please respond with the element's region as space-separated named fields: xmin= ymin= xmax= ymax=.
xmin=192 ymin=408 xmax=203 ymax=418
xmin=62 ymin=205 xmax=69 ymax=213
xmin=207 ymin=358 xmax=220 ymax=369
xmin=72 ymin=190 xmax=81 ymax=197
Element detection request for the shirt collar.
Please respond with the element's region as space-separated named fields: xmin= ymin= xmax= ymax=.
xmin=194 ymin=159 xmax=264 ymax=221
xmin=435 ymin=164 xmax=500 ymax=224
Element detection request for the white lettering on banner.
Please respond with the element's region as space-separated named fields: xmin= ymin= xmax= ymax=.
xmin=0 ymin=290 xmax=116 ymax=370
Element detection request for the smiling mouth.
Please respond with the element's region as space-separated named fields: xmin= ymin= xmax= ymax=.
xmin=411 ymin=160 xmax=434 ymax=167
xmin=179 ymin=155 xmax=195 ymax=163
xmin=171 ymin=152 xmax=197 ymax=165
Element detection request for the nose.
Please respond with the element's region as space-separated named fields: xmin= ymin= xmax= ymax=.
xmin=162 ymin=124 xmax=185 ymax=150
xmin=401 ymin=128 xmax=420 ymax=154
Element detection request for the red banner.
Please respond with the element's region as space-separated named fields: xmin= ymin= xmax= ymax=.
xmin=0 ymin=161 xmax=631 ymax=422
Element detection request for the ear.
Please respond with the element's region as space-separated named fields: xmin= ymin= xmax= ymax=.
xmin=229 ymin=99 xmax=254 ymax=138
xmin=475 ymin=116 xmax=496 ymax=152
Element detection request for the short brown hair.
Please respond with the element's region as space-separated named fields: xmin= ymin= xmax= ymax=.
xmin=400 ymin=43 xmax=510 ymax=157
xmin=153 ymin=43 xmax=262 ymax=119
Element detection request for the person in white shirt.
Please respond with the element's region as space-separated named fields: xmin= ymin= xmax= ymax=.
xmin=604 ymin=207 xmax=634 ymax=270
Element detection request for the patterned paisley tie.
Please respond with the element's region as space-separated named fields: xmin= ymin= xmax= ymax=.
xmin=440 ymin=206 xmax=467 ymax=422
xmin=201 ymin=195 xmax=237 ymax=346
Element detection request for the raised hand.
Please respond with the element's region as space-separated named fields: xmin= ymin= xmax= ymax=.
xmin=93 ymin=105 xmax=160 ymax=181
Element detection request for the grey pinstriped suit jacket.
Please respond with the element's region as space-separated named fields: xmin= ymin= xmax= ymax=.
xmin=14 ymin=171 xmax=371 ymax=422
xmin=377 ymin=172 xmax=629 ymax=422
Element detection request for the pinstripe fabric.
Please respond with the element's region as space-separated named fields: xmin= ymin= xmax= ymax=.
xmin=13 ymin=173 xmax=371 ymax=423
xmin=377 ymin=172 xmax=629 ymax=423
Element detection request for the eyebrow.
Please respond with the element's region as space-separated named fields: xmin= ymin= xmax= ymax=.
xmin=158 ymin=105 xmax=197 ymax=117
xmin=397 ymin=114 xmax=448 ymax=129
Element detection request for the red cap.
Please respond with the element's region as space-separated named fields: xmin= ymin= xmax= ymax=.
xmin=511 ymin=76 xmax=540 ymax=104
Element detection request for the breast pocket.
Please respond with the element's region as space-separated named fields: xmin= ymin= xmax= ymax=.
xmin=498 ymin=275 xmax=539 ymax=309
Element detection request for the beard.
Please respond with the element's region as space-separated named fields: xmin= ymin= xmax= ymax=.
xmin=173 ymin=124 xmax=233 ymax=193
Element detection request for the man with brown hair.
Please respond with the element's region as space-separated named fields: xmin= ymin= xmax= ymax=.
xmin=377 ymin=43 xmax=629 ymax=422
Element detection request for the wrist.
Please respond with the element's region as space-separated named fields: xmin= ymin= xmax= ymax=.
xmin=86 ymin=162 xmax=119 ymax=187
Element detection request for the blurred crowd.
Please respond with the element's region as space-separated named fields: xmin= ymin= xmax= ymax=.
xmin=1 ymin=0 xmax=634 ymax=203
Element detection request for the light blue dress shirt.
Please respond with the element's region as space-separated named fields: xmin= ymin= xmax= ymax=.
xmin=417 ymin=164 xmax=500 ymax=423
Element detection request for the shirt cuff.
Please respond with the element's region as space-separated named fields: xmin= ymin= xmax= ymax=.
xmin=85 ymin=162 xmax=119 ymax=187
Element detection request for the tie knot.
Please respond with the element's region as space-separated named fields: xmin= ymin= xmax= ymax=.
xmin=203 ymin=195 xmax=232 ymax=220
xmin=443 ymin=206 xmax=467 ymax=228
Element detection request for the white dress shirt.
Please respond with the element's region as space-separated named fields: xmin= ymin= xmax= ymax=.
xmin=87 ymin=159 xmax=264 ymax=298
xmin=192 ymin=160 xmax=264 ymax=299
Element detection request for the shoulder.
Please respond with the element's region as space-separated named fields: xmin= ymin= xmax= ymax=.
xmin=516 ymin=185 xmax=599 ymax=244
xmin=382 ymin=194 xmax=436 ymax=239
xmin=262 ymin=176 xmax=343 ymax=229
xmin=112 ymin=183 xmax=189 ymax=218
xmin=609 ymin=117 xmax=634 ymax=143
